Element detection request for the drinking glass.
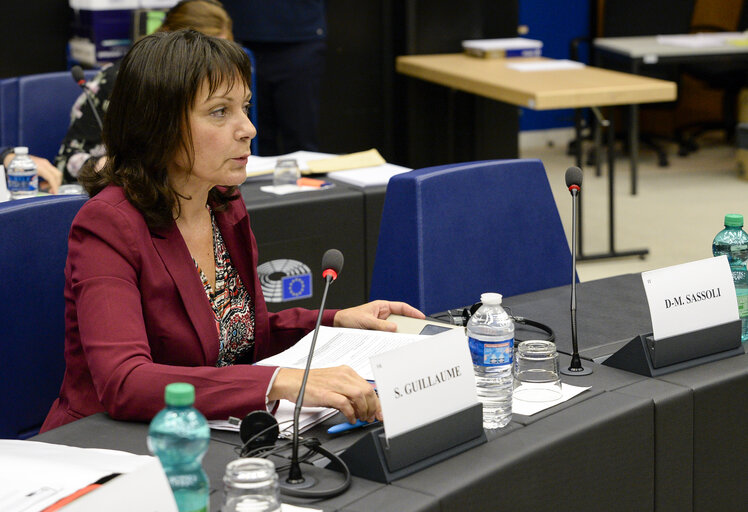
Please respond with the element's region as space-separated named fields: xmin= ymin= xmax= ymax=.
xmin=273 ymin=158 xmax=301 ymax=187
xmin=513 ymin=340 xmax=563 ymax=402
xmin=222 ymin=458 xmax=281 ymax=512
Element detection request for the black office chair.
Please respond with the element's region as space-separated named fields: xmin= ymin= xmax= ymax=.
xmin=676 ymin=3 xmax=748 ymax=154
xmin=569 ymin=0 xmax=696 ymax=168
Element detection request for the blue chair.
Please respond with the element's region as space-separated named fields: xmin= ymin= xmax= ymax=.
xmin=0 ymin=194 xmax=88 ymax=438
xmin=0 ymin=70 xmax=97 ymax=162
xmin=369 ymin=159 xmax=573 ymax=315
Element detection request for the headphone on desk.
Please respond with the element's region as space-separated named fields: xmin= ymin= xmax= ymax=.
xmin=432 ymin=302 xmax=556 ymax=343
xmin=236 ymin=410 xmax=352 ymax=499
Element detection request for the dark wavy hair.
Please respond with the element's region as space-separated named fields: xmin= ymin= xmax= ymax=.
xmin=79 ymin=29 xmax=251 ymax=228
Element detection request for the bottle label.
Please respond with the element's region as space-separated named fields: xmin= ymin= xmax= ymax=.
xmin=737 ymin=292 xmax=748 ymax=319
xmin=468 ymin=336 xmax=514 ymax=367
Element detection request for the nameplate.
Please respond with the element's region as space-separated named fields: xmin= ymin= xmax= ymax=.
xmin=642 ymin=256 xmax=739 ymax=340
xmin=370 ymin=328 xmax=477 ymax=440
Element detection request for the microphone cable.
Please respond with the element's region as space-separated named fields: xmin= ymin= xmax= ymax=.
xmin=430 ymin=304 xmax=555 ymax=343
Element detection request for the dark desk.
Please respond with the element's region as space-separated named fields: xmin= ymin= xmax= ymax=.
xmin=240 ymin=179 xmax=386 ymax=311
xmin=33 ymin=365 xmax=652 ymax=512
xmin=505 ymin=273 xmax=748 ymax=512
xmin=32 ymin=275 xmax=748 ymax=511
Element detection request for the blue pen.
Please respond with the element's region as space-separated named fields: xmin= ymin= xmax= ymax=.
xmin=327 ymin=380 xmax=379 ymax=434
xmin=327 ymin=419 xmax=379 ymax=435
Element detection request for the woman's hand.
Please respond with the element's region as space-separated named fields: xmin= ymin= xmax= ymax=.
xmin=333 ymin=300 xmax=425 ymax=332
xmin=269 ymin=366 xmax=380 ymax=423
xmin=3 ymin=152 xmax=63 ymax=194
xmin=32 ymin=156 xmax=63 ymax=194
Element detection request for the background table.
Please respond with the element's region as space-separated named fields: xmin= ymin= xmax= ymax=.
xmin=593 ymin=34 xmax=748 ymax=194
xmin=397 ymin=54 xmax=676 ymax=261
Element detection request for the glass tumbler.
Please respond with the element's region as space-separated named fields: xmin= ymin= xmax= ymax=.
xmin=513 ymin=340 xmax=563 ymax=402
xmin=222 ymin=458 xmax=281 ymax=512
xmin=273 ymin=158 xmax=301 ymax=187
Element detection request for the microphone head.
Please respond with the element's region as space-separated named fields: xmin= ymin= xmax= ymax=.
xmin=71 ymin=65 xmax=86 ymax=84
xmin=565 ymin=166 xmax=583 ymax=190
xmin=321 ymin=249 xmax=344 ymax=281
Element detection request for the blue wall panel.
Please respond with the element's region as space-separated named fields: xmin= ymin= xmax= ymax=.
xmin=519 ymin=0 xmax=591 ymax=131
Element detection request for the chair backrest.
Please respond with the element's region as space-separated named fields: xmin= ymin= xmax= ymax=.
xmin=598 ymin=0 xmax=695 ymax=37
xmin=0 ymin=194 xmax=87 ymax=439
xmin=369 ymin=159 xmax=573 ymax=315
xmin=0 ymin=70 xmax=97 ymax=162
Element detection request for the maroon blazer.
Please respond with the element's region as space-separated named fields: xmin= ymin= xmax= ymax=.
xmin=42 ymin=185 xmax=336 ymax=432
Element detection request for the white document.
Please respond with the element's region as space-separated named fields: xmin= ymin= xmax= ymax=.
xmin=641 ymin=256 xmax=739 ymax=340
xmin=209 ymin=402 xmax=338 ymax=435
xmin=656 ymin=32 xmax=746 ymax=48
xmin=0 ymin=440 xmax=176 ymax=512
xmin=246 ymin=151 xmax=335 ymax=177
xmin=370 ymin=328 xmax=477 ymax=439
xmin=0 ymin=165 xmax=10 ymax=202
xmin=329 ymin=162 xmax=411 ymax=187
xmin=256 ymin=325 xmax=424 ymax=381
xmin=512 ymin=383 xmax=590 ymax=416
xmin=506 ymin=59 xmax=585 ymax=72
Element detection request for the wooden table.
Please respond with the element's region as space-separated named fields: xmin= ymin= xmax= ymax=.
xmin=396 ymin=54 xmax=676 ymax=261
xmin=396 ymin=54 xmax=675 ymax=110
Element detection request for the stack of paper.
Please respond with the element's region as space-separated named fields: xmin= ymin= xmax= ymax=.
xmin=246 ymin=149 xmax=410 ymax=188
xmin=462 ymin=37 xmax=543 ymax=58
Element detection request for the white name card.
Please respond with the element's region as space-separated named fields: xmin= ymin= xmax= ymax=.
xmin=642 ymin=256 xmax=739 ymax=340
xmin=370 ymin=328 xmax=477 ymax=440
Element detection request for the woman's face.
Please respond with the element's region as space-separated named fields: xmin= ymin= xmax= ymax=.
xmin=172 ymin=77 xmax=256 ymax=191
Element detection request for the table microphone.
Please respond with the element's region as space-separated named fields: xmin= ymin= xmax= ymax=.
xmin=70 ymin=65 xmax=104 ymax=132
xmin=560 ymin=166 xmax=592 ymax=376
xmin=277 ymin=248 xmax=351 ymax=498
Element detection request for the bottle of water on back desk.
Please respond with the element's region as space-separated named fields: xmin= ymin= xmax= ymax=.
xmin=467 ymin=293 xmax=515 ymax=429
xmin=713 ymin=213 xmax=748 ymax=343
xmin=6 ymin=146 xmax=38 ymax=199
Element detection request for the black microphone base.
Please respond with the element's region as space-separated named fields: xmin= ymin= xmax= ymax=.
xmin=276 ymin=461 xmax=348 ymax=496
xmin=560 ymin=364 xmax=593 ymax=376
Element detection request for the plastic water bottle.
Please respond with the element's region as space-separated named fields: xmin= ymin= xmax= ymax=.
xmin=147 ymin=383 xmax=210 ymax=512
xmin=466 ymin=292 xmax=515 ymax=429
xmin=713 ymin=214 xmax=748 ymax=343
xmin=6 ymin=147 xmax=38 ymax=199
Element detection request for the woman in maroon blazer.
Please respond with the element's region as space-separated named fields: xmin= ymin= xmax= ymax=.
xmin=41 ymin=30 xmax=422 ymax=432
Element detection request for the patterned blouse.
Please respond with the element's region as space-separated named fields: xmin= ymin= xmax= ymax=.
xmin=55 ymin=62 xmax=119 ymax=183
xmin=195 ymin=209 xmax=256 ymax=367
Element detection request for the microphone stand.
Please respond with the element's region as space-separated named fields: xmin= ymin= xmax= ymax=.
xmin=275 ymin=249 xmax=351 ymax=499
xmin=71 ymin=66 xmax=104 ymax=132
xmin=561 ymin=185 xmax=592 ymax=376
xmin=286 ymin=271 xmax=333 ymax=484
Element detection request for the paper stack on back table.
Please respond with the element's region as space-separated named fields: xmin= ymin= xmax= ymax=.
xmin=245 ymin=149 xmax=410 ymax=187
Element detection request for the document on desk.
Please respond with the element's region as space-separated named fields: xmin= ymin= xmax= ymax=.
xmin=656 ymin=32 xmax=746 ymax=48
xmin=256 ymin=326 xmax=425 ymax=381
xmin=506 ymin=59 xmax=585 ymax=72
xmin=0 ymin=440 xmax=175 ymax=512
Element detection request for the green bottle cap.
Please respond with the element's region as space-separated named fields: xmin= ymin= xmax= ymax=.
xmin=164 ymin=382 xmax=195 ymax=407
xmin=724 ymin=214 xmax=744 ymax=228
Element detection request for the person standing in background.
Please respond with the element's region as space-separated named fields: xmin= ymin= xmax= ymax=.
xmin=222 ymin=0 xmax=326 ymax=156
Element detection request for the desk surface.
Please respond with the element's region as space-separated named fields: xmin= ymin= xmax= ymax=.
xmin=594 ymin=34 xmax=748 ymax=60
xmin=395 ymin=54 xmax=676 ymax=110
xmin=31 ymin=274 xmax=748 ymax=512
